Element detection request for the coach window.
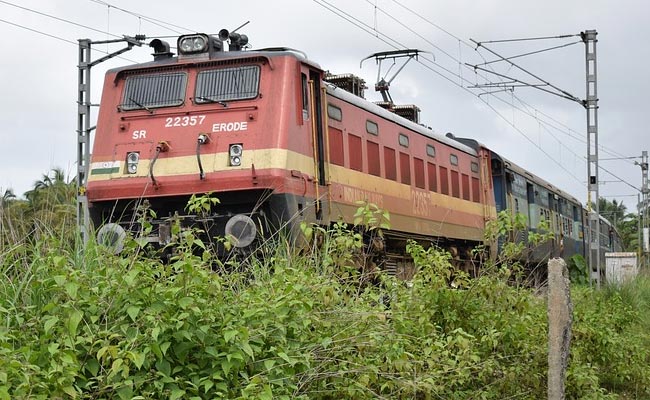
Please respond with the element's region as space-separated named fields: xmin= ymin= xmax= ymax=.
xmin=384 ymin=147 xmax=397 ymax=181
xmin=367 ymin=141 xmax=381 ymax=176
xmin=450 ymin=154 xmax=459 ymax=166
xmin=471 ymin=162 xmax=479 ymax=173
xmin=327 ymin=104 xmax=342 ymax=121
xmin=451 ymin=170 xmax=460 ymax=198
xmin=349 ymin=134 xmax=363 ymax=171
xmin=414 ymin=157 xmax=425 ymax=189
xmin=439 ymin=166 xmax=449 ymax=195
xmin=461 ymin=173 xmax=470 ymax=201
xmin=427 ymin=162 xmax=437 ymax=192
xmin=301 ymin=73 xmax=309 ymax=120
xmin=471 ymin=177 xmax=480 ymax=203
xmin=329 ymin=128 xmax=344 ymax=166
xmin=398 ymin=133 xmax=409 ymax=147
xmin=426 ymin=144 xmax=436 ymax=158
xmin=400 ymin=152 xmax=411 ymax=185
xmin=366 ymin=120 xmax=379 ymax=136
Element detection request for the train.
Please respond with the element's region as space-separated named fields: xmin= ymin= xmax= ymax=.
xmin=86 ymin=29 xmax=621 ymax=278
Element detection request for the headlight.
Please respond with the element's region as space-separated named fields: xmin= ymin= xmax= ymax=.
xmin=225 ymin=214 xmax=257 ymax=248
xmin=126 ymin=151 xmax=139 ymax=174
xmin=229 ymin=144 xmax=243 ymax=166
xmin=97 ymin=223 xmax=127 ymax=254
xmin=178 ymin=34 xmax=208 ymax=54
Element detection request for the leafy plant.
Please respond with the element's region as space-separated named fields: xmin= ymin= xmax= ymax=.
xmin=2 ymin=180 xmax=649 ymax=399
xmin=352 ymin=201 xmax=390 ymax=236
xmin=567 ymin=254 xmax=589 ymax=285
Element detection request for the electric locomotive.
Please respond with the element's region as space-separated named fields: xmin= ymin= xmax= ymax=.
xmin=87 ymin=29 xmax=496 ymax=270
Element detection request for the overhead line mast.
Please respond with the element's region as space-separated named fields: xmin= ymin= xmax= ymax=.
xmin=77 ymin=35 xmax=145 ymax=244
xmin=582 ymin=30 xmax=600 ymax=286
xmin=467 ymin=30 xmax=602 ymax=287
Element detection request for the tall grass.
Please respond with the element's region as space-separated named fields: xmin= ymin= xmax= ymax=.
xmin=1 ymin=204 xmax=649 ymax=398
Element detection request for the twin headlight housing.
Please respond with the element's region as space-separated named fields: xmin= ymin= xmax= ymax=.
xmin=126 ymin=152 xmax=140 ymax=174
xmin=178 ymin=34 xmax=209 ymax=54
xmin=229 ymin=144 xmax=243 ymax=166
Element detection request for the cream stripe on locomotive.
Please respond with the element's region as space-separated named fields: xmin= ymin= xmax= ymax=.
xmin=88 ymin=148 xmax=488 ymax=218
xmin=88 ymin=148 xmax=312 ymax=179
xmin=331 ymin=202 xmax=485 ymax=242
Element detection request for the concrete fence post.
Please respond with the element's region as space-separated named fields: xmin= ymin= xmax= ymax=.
xmin=547 ymin=257 xmax=573 ymax=400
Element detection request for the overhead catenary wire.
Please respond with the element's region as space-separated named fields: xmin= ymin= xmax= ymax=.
xmin=314 ymin=1 xmax=582 ymax=176
xmin=358 ymin=0 xmax=619 ymax=160
xmin=381 ymin=0 xmax=633 ymax=164
xmin=0 ymin=17 xmax=139 ymax=64
xmin=312 ymin=0 xmax=586 ymax=186
xmin=0 ymin=0 xmax=121 ymax=38
xmin=0 ymin=17 xmax=78 ymax=45
xmin=86 ymin=0 xmax=194 ymax=34
xmin=313 ymin=0 xmax=642 ymax=197
xmin=598 ymin=165 xmax=643 ymax=193
xmin=2 ymin=0 xmax=638 ymax=199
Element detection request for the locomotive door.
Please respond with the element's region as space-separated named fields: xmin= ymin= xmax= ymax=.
xmin=309 ymin=70 xmax=328 ymax=219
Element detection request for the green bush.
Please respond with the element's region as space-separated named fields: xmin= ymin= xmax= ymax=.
xmin=1 ymin=210 xmax=649 ymax=398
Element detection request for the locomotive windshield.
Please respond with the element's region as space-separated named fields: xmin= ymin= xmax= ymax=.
xmin=121 ymin=72 xmax=187 ymax=110
xmin=195 ymin=65 xmax=260 ymax=103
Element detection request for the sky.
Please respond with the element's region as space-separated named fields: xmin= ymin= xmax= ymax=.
xmin=0 ymin=0 xmax=648 ymax=213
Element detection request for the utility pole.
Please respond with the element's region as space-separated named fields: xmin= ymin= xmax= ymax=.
xmin=77 ymin=36 xmax=144 ymax=244
xmin=582 ymin=30 xmax=600 ymax=287
xmin=639 ymin=151 xmax=650 ymax=266
xmin=467 ymin=30 xmax=602 ymax=286
xmin=639 ymin=193 xmax=642 ymax=262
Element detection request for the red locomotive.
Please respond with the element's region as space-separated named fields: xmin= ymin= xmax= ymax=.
xmin=87 ymin=29 xmax=620 ymax=272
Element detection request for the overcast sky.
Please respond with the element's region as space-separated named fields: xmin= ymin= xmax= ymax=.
xmin=1 ymin=0 xmax=648 ymax=212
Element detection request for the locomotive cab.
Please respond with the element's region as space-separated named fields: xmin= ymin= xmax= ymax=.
xmin=87 ymin=31 xmax=328 ymax=253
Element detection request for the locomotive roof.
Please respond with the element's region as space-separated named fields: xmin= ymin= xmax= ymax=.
xmin=106 ymin=45 xmax=476 ymax=157
xmin=324 ymin=82 xmax=478 ymax=157
xmin=499 ymin=154 xmax=581 ymax=205
xmin=450 ymin=135 xmax=582 ymax=205
xmin=105 ymin=47 xmax=322 ymax=75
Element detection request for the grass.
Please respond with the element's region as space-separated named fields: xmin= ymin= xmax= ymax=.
xmin=1 ymin=201 xmax=650 ymax=398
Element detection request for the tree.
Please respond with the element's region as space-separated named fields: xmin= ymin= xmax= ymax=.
xmin=597 ymin=197 xmax=627 ymax=228
xmin=26 ymin=167 xmax=75 ymax=207
xmin=593 ymin=197 xmax=639 ymax=251
xmin=1 ymin=188 xmax=16 ymax=207
xmin=618 ymin=212 xmax=640 ymax=251
xmin=22 ymin=167 xmax=76 ymax=242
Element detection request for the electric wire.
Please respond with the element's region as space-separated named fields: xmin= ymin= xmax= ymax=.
xmin=0 ymin=17 xmax=139 ymax=63
xmin=383 ymin=0 xmax=632 ymax=165
xmin=0 ymin=0 xmax=120 ymax=38
xmin=86 ymin=0 xmax=194 ymax=34
xmin=0 ymin=17 xmax=78 ymax=45
xmin=0 ymin=0 xmax=185 ymax=55
xmin=598 ymin=165 xmax=642 ymax=192
xmin=358 ymin=1 xmax=583 ymax=143
xmin=477 ymin=34 xmax=582 ymax=44
xmin=475 ymin=40 xmax=582 ymax=67
xmin=313 ymin=0 xmax=639 ymax=193
xmin=316 ymin=0 xmax=642 ymax=195
xmin=313 ymin=0 xmax=585 ymax=185
xmin=3 ymin=0 xmax=637 ymax=197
